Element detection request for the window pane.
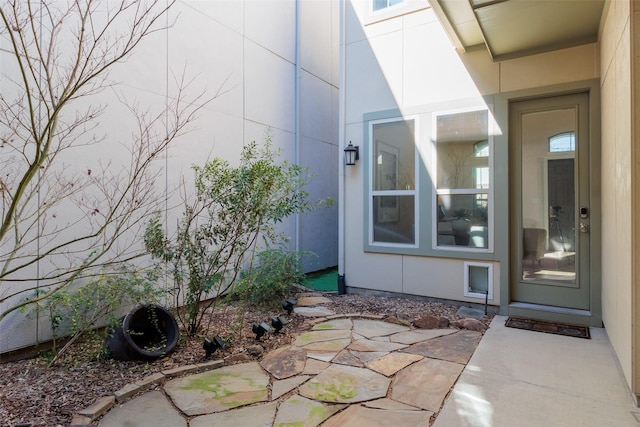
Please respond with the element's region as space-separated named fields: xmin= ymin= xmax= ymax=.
xmin=373 ymin=0 xmax=403 ymax=11
xmin=373 ymin=0 xmax=387 ymax=11
xmin=373 ymin=120 xmax=415 ymax=191
xmin=437 ymin=194 xmax=488 ymax=248
xmin=373 ymin=195 xmax=414 ymax=244
xmin=549 ymin=131 xmax=575 ymax=152
xmin=436 ymin=110 xmax=489 ymax=190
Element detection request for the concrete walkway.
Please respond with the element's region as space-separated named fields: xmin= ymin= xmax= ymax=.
xmin=434 ymin=315 xmax=640 ymax=427
xmin=90 ymin=310 xmax=640 ymax=426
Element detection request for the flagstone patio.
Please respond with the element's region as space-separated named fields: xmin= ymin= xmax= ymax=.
xmin=97 ymin=313 xmax=483 ymax=426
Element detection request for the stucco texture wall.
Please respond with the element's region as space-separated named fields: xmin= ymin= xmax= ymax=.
xmin=600 ymin=0 xmax=633 ymax=390
xmin=0 ymin=0 xmax=339 ymax=355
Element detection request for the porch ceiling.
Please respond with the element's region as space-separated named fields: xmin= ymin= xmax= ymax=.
xmin=428 ymin=0 xmax=605 ymax=61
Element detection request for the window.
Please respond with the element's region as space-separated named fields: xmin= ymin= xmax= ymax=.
xmin=370 ymin=118 xmax=416 ymax=245
xmin=373 ymin=0 xmax=404 ymax=12
xmin=435 ymin=109 xmax=491 ymax=250
xmin=549 ymin=131 xmax=575 ymax=152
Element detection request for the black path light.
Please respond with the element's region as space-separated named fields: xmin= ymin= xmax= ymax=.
xmin=271 ymin=316 xmax=289 ymax=334
xmin=282 ymin=298 xmax=297 ymax=315
xmin=344 ymin=141 xmax=359 ymax=166
xmin=203 ymin=335 xmax=225 ymax=359
xmin=252 ymin=322 xmax=271 ymax=340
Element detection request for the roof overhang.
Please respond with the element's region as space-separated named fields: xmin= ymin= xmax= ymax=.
xmin=428 ymin=0 xmax=605 ymax=61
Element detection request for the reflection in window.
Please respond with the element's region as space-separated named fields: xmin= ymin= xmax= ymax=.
xmin=549 ymin=132 xmax=575 ymax=152
xmin=373 ymin=0 xmax=404 ymax=11
xmin=474 ymin=140 xmax=489 ymax=157
xmin=435 ymin=109 xmax=490 ymax=249
xmin=371 ymin=118 xmax=416 ymax=245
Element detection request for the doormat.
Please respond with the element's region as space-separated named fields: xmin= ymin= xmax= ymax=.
xmin=505 ymin=317 xmax=590 ymax=339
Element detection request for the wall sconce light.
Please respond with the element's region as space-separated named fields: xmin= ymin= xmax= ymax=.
xmin=344 ymin=141 xmax=359 ymax=166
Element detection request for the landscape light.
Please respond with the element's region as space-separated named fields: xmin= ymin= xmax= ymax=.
xmin=252 ymin=322 xmax=271 ymax=340
xmin=282 ymin=299 xmax=297 ymax=315
xmin=203 ymin=335 xmax=225 ymax=359
xmin=271 ymin=316 xmax=289 ymax=334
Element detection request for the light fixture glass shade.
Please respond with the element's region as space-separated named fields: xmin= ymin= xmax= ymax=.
xmin=344 ymin=141 xmax=359 ymax=166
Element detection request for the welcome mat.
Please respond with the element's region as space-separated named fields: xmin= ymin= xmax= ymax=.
xmin=505 ymin=317 xmax=590 ymax=339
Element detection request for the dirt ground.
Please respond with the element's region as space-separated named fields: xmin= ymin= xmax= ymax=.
xmin=0 ymin=292 xmax=491 ymax=427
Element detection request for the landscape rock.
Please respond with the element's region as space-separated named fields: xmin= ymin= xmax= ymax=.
xmin=246 ymin=344 xmax=265 ymax=357
xmin=412 ymin=315 xmax=450 ymax=329
xmin=451 ymin=318 xmax=488 ymax=332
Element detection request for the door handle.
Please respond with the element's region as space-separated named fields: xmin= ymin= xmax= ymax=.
xmin=579 ymin=222 xmax=589 ymax=233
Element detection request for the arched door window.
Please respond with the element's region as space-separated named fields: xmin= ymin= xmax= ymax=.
xmin=549 ymin=131 xmax=575 ymax=152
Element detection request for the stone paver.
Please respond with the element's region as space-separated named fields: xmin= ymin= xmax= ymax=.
xmin=293 ymin=329 xmax=352 ymax=346
xmin=303 ymin=358 xmax=330 ymax=375
xmin=353 ymin=318 xmax=411 ymax=338
xmin=165 ymin=362 xmax=269 ymax=415
xmin=273 ymin=394 xmax=345 ymax=427
xmin=350 ymin=350 xmax=389 ymax=363
xmin=96 ymin=312 xmax=486 ymax=427
xmin=303 ymin=338 xmax=351 ymax=352
xmin=190 ymin=401 xmax=277 ymax=427
xmin=260 ymin=345 xmax=307 ymax=379
xmin=389 ymin=329 xmax=456 ymax=344
xmin=363 ymin=398 xmax=422 ymax=411
xmin=294 ymin=306 xmax=336 ymax=317
xmin=299 ymin=364 xmax=390 ymax=403
xmin=392 ymin=357 xmax=464 ymax=411
xmin=365 ymin=352 xmax=423 ymax=376
xmin=332 ymin=349 xmax=364 ymax=367
xmin=272 ymin=375 xmax=311 ymax=400
xmin=99 ymin=391 xmax=186 ymax=427
xmin=322 ymin=405 xmax=432 ymax=427
xmin=307 ymin=351 xmax=338 ymax=362
xmin=297 ymin=296 xmax=333 ymax=306
xmin=348 ymin=336 xmax=408 ymax=352
xmin=401 ymin=330 xmax=483 ymax=364
xmin=311 ymin=318 xmax=353 ymax=331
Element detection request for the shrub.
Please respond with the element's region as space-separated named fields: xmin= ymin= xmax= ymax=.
xmin=145 ymin=137 xmax=330 ymax=334
xmin=231 ymin=249 xmax=313 ymax=310
xmin=39 ymin=266 xmax=163 ymax=365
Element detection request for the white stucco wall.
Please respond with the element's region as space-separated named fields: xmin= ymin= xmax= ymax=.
xmin=0 ymin=0 xmax=339 ymax=355
xmin=600 ymin=0 xmax=634 ymax=392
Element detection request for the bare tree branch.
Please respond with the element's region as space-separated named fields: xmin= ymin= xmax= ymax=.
xmin=0 ymin=0 xmax=218 ymax=322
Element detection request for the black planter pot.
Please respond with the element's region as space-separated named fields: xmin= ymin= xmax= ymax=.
xmin=106 ymin=304 xmax=179 ymax=361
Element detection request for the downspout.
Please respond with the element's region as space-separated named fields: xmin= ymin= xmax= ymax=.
xmin=294 ymin=0 xmax=301 ymax=253
xmin=337 ymin=0 xmax=347 ymax=293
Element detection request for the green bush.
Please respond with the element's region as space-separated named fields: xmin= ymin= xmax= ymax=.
xmin=231 ymin=249 xmax=313 ymax=310
xmin=145 ymin=137 xmax=331 ymax=334
xmin=40 ymin=266 xmax=164 ymax=365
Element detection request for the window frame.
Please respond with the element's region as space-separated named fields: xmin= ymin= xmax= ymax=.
xmin=431 ymin=107 xmax=494 ymax=253
xmin=368 ymin=116 xmax=419 ymax=249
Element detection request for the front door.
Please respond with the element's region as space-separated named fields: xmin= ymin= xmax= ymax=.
xmin=510 ymin=93 xmax=590 ymax=310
